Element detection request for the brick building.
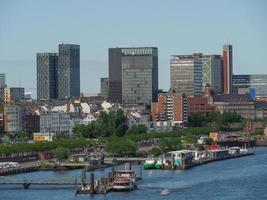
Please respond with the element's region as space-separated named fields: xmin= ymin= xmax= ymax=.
xmin=151 ymin=92 xmax=187 ymax=126
xmin=187 ymin=96 xmax=216 ymax=117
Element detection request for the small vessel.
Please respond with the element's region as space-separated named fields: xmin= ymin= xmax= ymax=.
xmin=155 ymin=157 xmax=164 ymax=169
xmin=76 ymin=185 xmax=94 ymax=194
xmin=112 ymin=170 xmax=136 ymax=191
xmin=161 ymin=188 xmax=171 ymax=196
xmin=144 ymin=158 xmax=156 ymax=169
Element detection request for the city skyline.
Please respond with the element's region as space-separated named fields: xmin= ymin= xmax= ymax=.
xmin=0 ymin=0 xmax=267 ymax=98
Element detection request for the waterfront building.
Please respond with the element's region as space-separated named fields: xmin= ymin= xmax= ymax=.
xmin=108 ymin=47 xmax=158 ymax=105
xmin=58 ymin=44 xmax=80 ymax=99
xmin=170 ymin=54 xmax=202 ymax=96
xmin=100 ymin=77 xmax=109 ymax=100
xmin=4 ymin=105 xmax=25 ymax=133
xmin=222 ymin=44 xmax=233 ymax=94
xmin=0 ymin=73 xmax=5 ymax=86
xmin=37 ymin=53 xmax=58 ymax=100
xmin=40 ymin=111 xmax=72 ymax=134
xmin=232 ymin=74 xmax=267 ymax=98
xmin=212 ymin=94 xmax=255 ymax=119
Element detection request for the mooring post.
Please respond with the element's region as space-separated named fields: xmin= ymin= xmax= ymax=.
xmin=75 ymin=178 xmax=77 ymax=188
xmin=23 ymin=180 xmax=30 ymax=189
xmin=90 ymin=173 xmax=95 ymax=193
xmin=112 ymin=167 xmax=115 ymax=181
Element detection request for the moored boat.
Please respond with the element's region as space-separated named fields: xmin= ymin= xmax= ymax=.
xmin=111 ymin=170 xmax=136 ymax=191
xmin=144 ymin=158 xmax=156 ymax=169
xmin=155 ymin=157 xmax=164 ymax=169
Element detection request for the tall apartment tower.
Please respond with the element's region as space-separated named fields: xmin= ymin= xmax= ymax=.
xmin=37 ymin=53 xmax=58 ymax=100
xmin=222 ymin=44 xmax=233 ymax=94
xmin=58 ymin=44 xmax=80 ymax=99
xmin=108 ymin=47 xmax=158 ymax=105
xmin=170 ymin=55 xmax=202 ymax=96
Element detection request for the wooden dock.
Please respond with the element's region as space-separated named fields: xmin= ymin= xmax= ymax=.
xmin=0 ymin=163 xmax=40 ymax=176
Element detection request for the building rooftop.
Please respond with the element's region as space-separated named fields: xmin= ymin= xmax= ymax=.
xmin=213 ymin=94 xmax=254 ymax=102
xmin=255 ymin=101 xmax=267 ymax=109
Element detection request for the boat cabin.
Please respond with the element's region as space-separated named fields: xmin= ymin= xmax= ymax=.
xmin=228 ymin=147 xmax=241 ymax=155
xmin=167 ymin=150 xmax=194 ymax=167
xmin=208 ymin=149 xmax=229 ymax=159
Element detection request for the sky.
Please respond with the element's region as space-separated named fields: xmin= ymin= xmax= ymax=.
xmin=0 ymin=0 xmax=267 ymax=98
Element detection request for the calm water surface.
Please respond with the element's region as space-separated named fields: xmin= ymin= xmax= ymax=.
xmin=1 ymin=147 xmax=267 ymax=200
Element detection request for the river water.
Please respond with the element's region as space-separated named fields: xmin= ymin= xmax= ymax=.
xmin=1 ymin=147 xmax=267 ymax=200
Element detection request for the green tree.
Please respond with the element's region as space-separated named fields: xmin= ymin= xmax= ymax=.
xmin=159 ymin=138 xmax=182 ymax=152
xmin=137 ymin=124 xmax=147 ymax=134
xmin=188 ymin=113 xmax=205 ymax=127
xmin=53 ymin=147 xmax=70 ymax=161
xmin=204 ymin=137 xmax=213 ymax=145
xmin=126 ymin=125 xmax=138 ymax=135
xmin=105 ymin=136 xmax=136 ymax=156
xmin=148 ymin=147 xmax=161 ymax=156
xmin=116 ymin=124 xmax=128 ymax=137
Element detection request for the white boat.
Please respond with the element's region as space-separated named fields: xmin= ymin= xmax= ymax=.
xmin=161 ymin=188 xmax=171 ymax=195
xmin=112 ymin=170 xmax=136 ymax=191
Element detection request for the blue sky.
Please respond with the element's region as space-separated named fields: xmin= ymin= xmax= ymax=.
xmin=0 ymin=0 xmax=267 ymax=98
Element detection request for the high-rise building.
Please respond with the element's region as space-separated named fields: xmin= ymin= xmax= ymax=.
xmin=0 ymin=73 xmax=5 ymax=86
xmin=37 ymin=53 xmax=58 ymax=100
xmin=10 ymin=87 xmax=25 ymax=102
xmin=100 ymin=77 xmax=109 ymax=100
xmin=201 ymin=55 xmax=222 ymax=93
xmin=58 ymin=44 xmax=80 ymax=99
xmin=108 ymin=48 xmax=122 ymax=103
xmin=232 ymin=74 xmax=267 ymax=98
xmin=170 ymin=54 xmax=202 ymax=96
xmin=222 ymin=44 xmax=233 ymax=94
xmin=108 ymin=47 xmax=158 ymax=105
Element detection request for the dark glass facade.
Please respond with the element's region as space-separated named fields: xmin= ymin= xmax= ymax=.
xmin=108 ymin=47 xmax=158 ymax=105
xmin=37 ymin=53 xmax=58 ymax=100
xmin=58 ymin=44 xmax=80 ymax=99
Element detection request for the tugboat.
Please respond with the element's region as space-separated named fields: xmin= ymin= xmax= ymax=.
xmin=111 ymin=170 xmax=137 ymax=191
xmin=144 ymin=158 xmax=156 ymax=169
xmin=155 ymin=157 xmax=164 ymax=169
